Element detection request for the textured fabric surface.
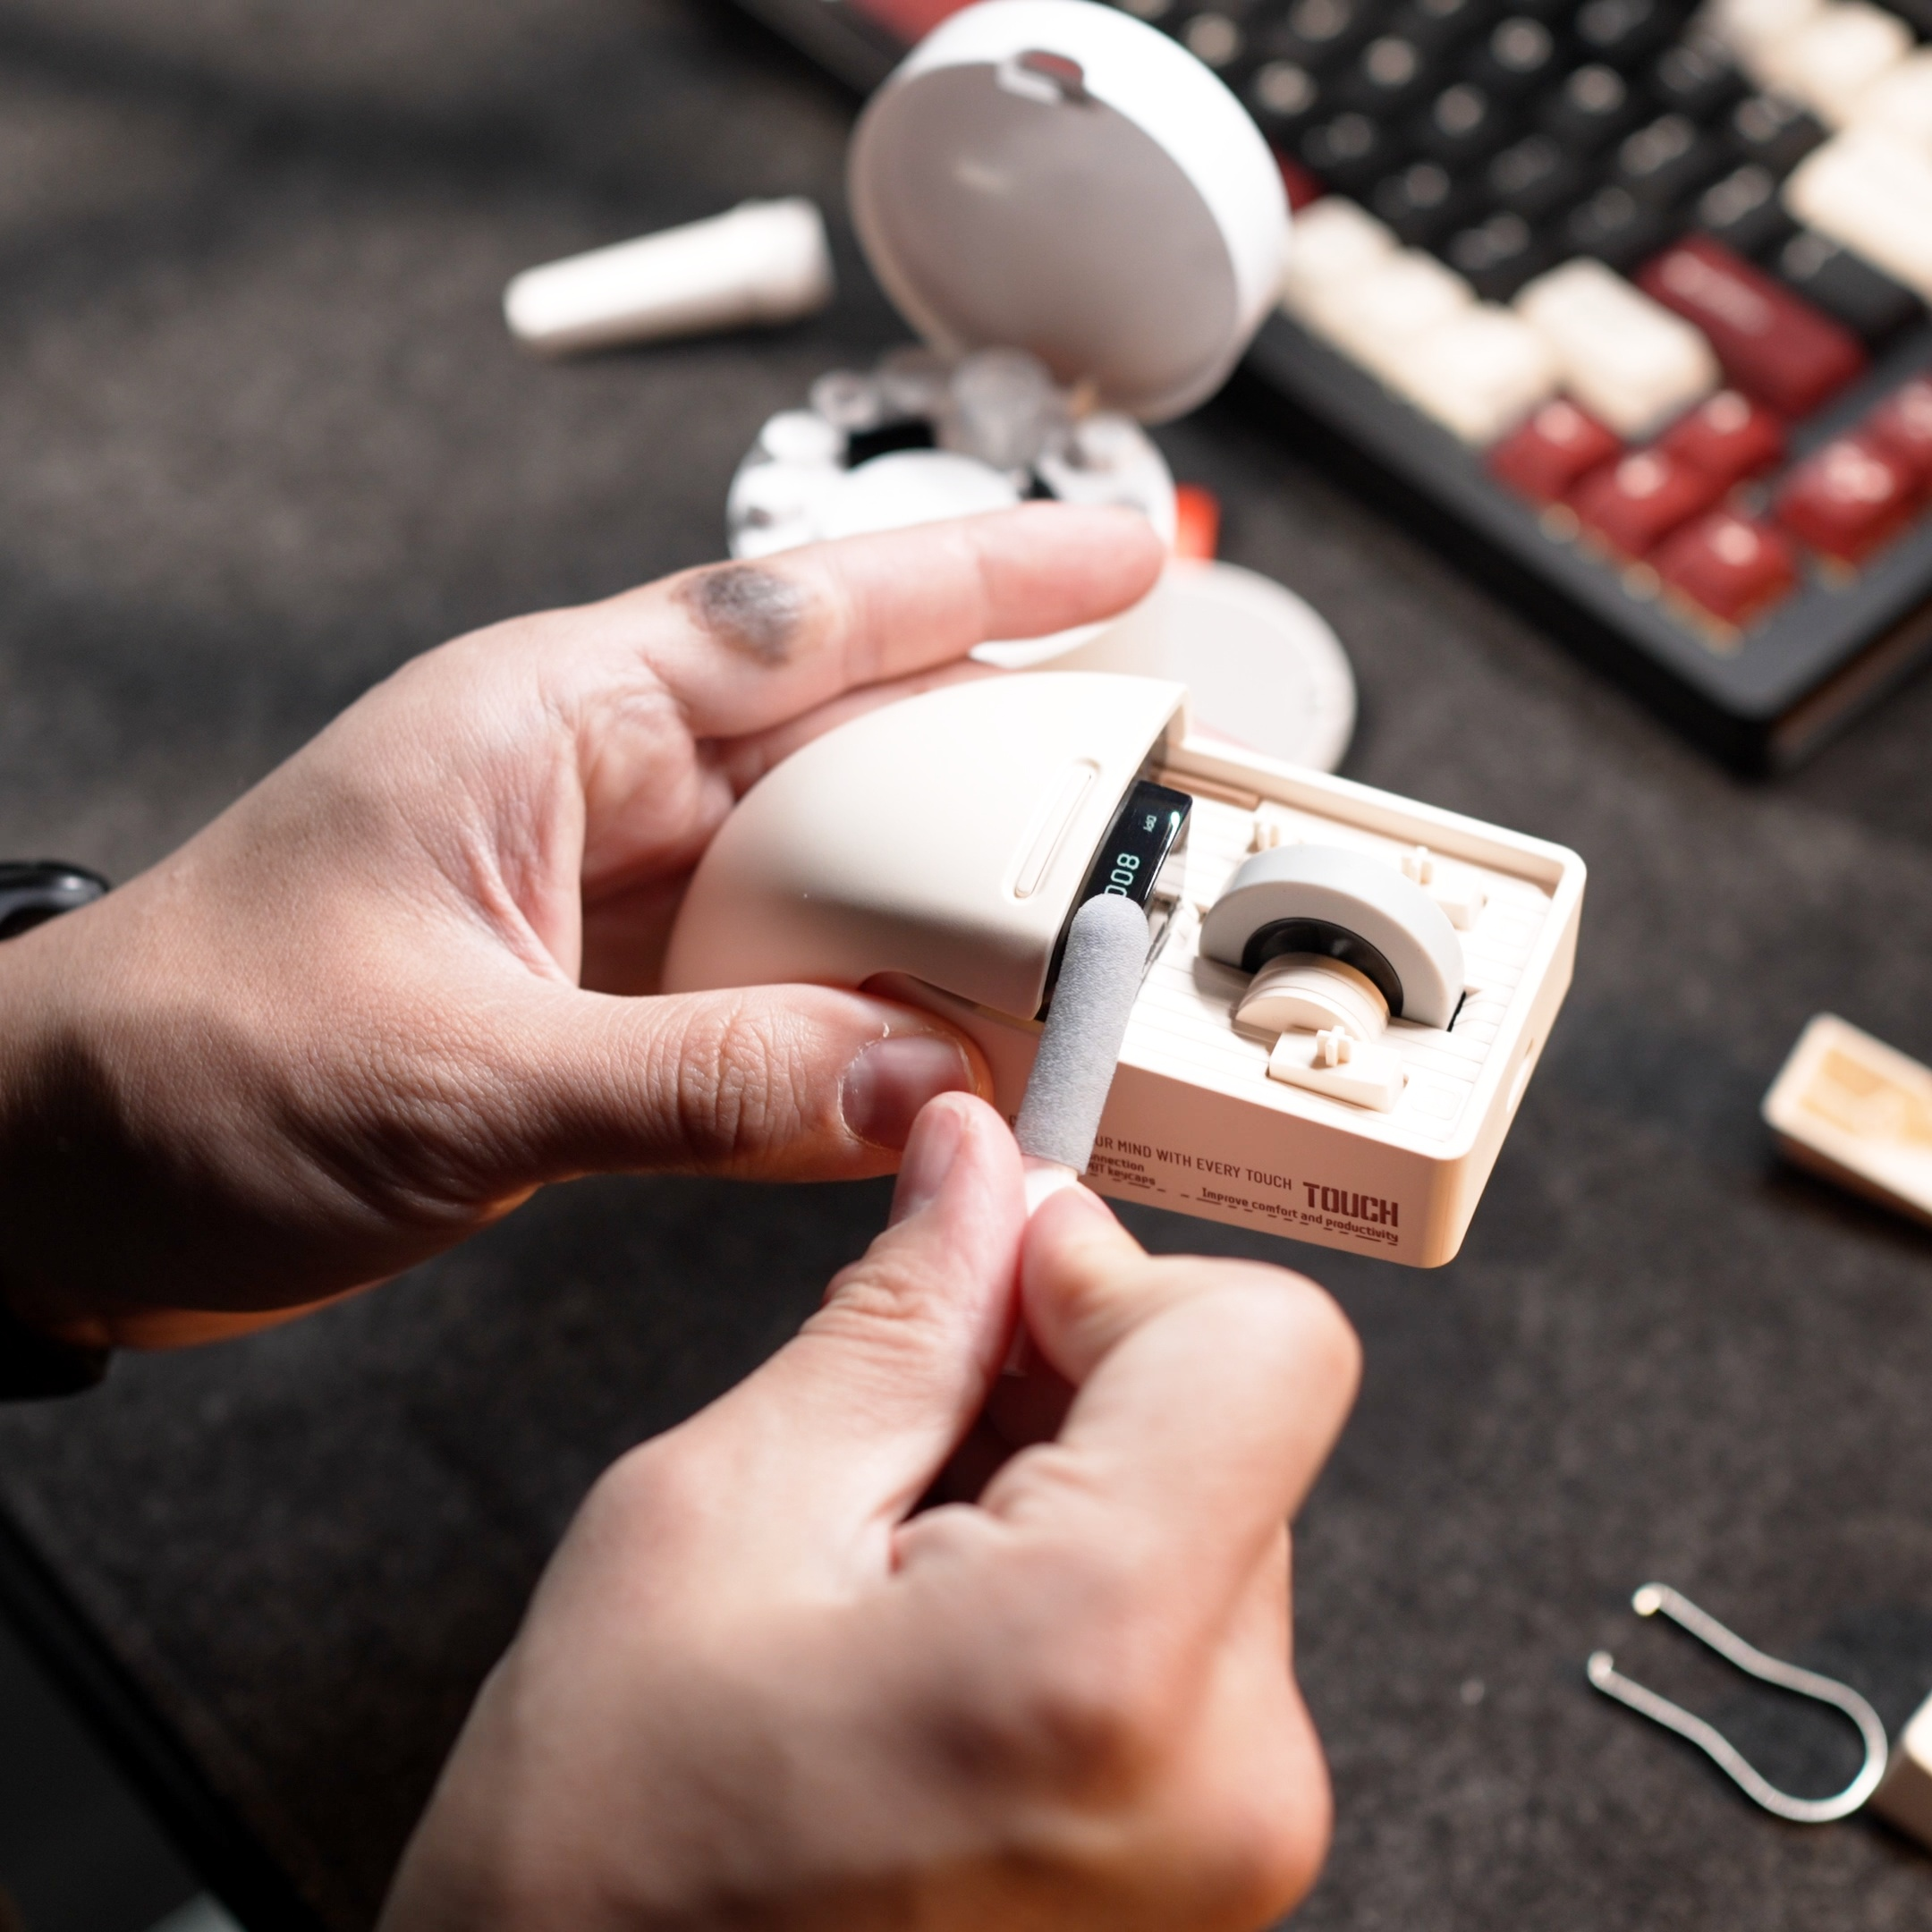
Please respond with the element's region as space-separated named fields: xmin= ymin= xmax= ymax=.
xmin=3 ymin=2 xmax=1932 ymax=1927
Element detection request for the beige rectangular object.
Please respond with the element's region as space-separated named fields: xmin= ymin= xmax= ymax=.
xmin=1762 ymin=1013 xmax=1932 ymax=1227
xmin=1872 ymin=1692 xmax=1932 ymax=1845
xmin=926 ymin=738 xmax=1587 ymax=1269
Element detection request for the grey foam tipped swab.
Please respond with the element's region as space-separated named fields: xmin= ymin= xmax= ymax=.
xmin=1014 ymin=892 xmax=1150 ymax=1174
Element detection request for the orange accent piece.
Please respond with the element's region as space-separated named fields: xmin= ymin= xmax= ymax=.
xmin=1173 ymin=484 xmax=1222 ymax=560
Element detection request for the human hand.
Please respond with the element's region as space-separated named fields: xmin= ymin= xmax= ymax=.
xmin=383 ymin=1093 xmax=1360 ymax=1932
xmin=0 ymin=506 xmax=1163 ymax=1347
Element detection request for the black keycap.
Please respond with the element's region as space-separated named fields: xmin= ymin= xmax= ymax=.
xmin=1410 ymin=78 xmax=1519 ymax=162
xmin=1572 ymin=0 xmax=1679 ymax=69
xmin=1463 ymin=14 xmax=1563 ymax=96
xmin=1613 ymin=111 xmax=1729 ymax=204
xmin=1334 ymin=30 xmax=1437 ymax=112
xmin=1179 ymin=9 xmax=1249 ymax=65
xmin=1696 ymin=163 xmax=1798 ymax=258
xmin=1258 ymin=0 xmax=1382 ymax=71
xmin=1648 ymin=32 xmax=1746 ymax=122
xmin=1301 ymin=110 xmax=1404 ymax=188
xmin=1485 ymin=132 xmax=1588 ymax=217
xmin=1250 ymin=58 xmax=1327 ymax=135
xmin=1536 ymin=62 xmax=1643 ymax=150
xmin=1726 ymin=92 xmax=1827 ymax=176
xmin=1388 ymin=0 xmax=1497 ymax=52
xmin=1565 ymin=182 xmax=1675 ymax=268
xmin=1371 ymin=157 xmax=1479 ymax=240
xmin=1772 ymin=231 xmax=1926 ymax=345
xmin=1442 ymin=209 xmax=1559 ymax=298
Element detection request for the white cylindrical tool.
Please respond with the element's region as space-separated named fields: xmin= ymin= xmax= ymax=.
xmin=503 ymin=198 xmax=835 ymax=358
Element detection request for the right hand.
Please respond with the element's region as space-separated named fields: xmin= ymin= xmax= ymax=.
xmin=384 ymin=1092 xmax=1361 ymax=1932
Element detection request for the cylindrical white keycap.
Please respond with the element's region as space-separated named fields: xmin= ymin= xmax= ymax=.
xmin=503 ymin=198 xmax=835 ymax=357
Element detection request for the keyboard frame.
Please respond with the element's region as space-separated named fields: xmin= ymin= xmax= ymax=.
xmin=730 ymin=0 xmax=1932 ymax=772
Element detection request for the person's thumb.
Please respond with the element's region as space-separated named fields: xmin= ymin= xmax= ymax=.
xmin=670 ymin=1092 xmax=1028 ymax=1592
xmin=511 ymin=979 xmax=990 ymax=1183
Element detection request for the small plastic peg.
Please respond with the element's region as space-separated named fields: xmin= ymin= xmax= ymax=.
xmin=1402 ymin=844 xmax=1436 ymax=886
xmin=1267 ymin=1029 xmax=1405 ymax=1109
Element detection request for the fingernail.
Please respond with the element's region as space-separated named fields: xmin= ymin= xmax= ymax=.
xmin=888 ymin=1099 xmax=966 ymax=1225
xmin=842 ymin=1032 xmax=974 ymax=1152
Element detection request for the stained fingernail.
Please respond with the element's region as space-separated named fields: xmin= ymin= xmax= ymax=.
xmin=888 ymin=1098 xmax=967 ymax=1224
xmin=842 ymin=1032 xmax=975 ymax=1153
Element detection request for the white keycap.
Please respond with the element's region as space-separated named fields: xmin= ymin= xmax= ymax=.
xmin=1303 ymin=250 xmax=1474 ymax=369
xmin=1280 ymin=198 xmax=1398 ymax=318
xmin=1784 ymin=131 xmax=1932 ymax=300
xmin=1707 ymin=0 xmax=1825 ymax=76
xmin=1757 ymin=2 xmax=1911 ymax=124
xmin=1514 ymin=258 xmax=1719 ymax=438
xmin=1385 ymin=305 xmax=1558 ymax=443
xmin=1852 ymin=48 xmax=1932 ymax=151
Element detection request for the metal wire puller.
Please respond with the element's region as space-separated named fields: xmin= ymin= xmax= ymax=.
xmin=1587 ymin=1582 xmax=1889 ymax=1824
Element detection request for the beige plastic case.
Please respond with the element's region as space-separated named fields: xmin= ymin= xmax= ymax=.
xmin=664 ymin=673 xmax=1586 ymax=1267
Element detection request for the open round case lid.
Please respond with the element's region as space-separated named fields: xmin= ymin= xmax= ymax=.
xmin=848 ymin=0 xmax=1288 ymax=425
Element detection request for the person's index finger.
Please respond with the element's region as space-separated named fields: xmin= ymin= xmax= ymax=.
xmin=980 ymin=1200 xmax=1360 ymax=1608
xmin=623 ymin=504 xmax=1164 ymax=741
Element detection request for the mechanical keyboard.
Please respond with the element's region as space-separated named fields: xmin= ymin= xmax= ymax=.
xmin=730 ymin=0 xmax=1932 ymax=768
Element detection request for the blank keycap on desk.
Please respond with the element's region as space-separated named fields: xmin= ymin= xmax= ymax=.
xmin=1658 ymin=388 xmax=1786 ymax=483
xmin=1572 ymin=448 xmax=1724 ymax=554
xmin=1487 ymin=395 xmax=1623 ymax=499
xmin=1756 ymin=2 xmax=1911 ymax=126
xmin=1517 ymin=258 xmax=1720 ymax=436
xmin=1864 ymin=377 xmax=1932 ymax=483
xmin=1775 ymin=434 xmax=1919 ymax=562
xmin=1771 ymin=229 xmax=1925 ymax=344
xmin=1654 ymin=508 xmax=1800 ymax=625
xmin=1636 ymin=233 xmax=1865 ymax=417
xmin=1385 ymin=304 xmax=1559 ymax=440
xmin=1784 ymin=132 xmax=1932 ymax=301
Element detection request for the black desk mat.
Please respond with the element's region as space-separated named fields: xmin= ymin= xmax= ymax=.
xmin=1 ymin=0 xmax=1931 ymax=1926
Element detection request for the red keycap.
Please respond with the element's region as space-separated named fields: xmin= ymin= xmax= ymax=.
xmin=1571 ymin=448 xmax=1723 ymax=557
xmin=1865 ymin=377 xmax=1932 ymax=485
xmin=1775 ymin=434 xmax=1919 ymax=564
xmin=1654 ymin=510 xmax=1799 ymax=627
xmin=1637 ymin=234 xmax=1867 ymax=420
xmin=1658 ymin=389 xmax=1785 ymax=486
xmin=1275 ymin=151 xmax=1326 ymax=211
xmin=1487 ymin=398 xmax=1622 ymax=504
